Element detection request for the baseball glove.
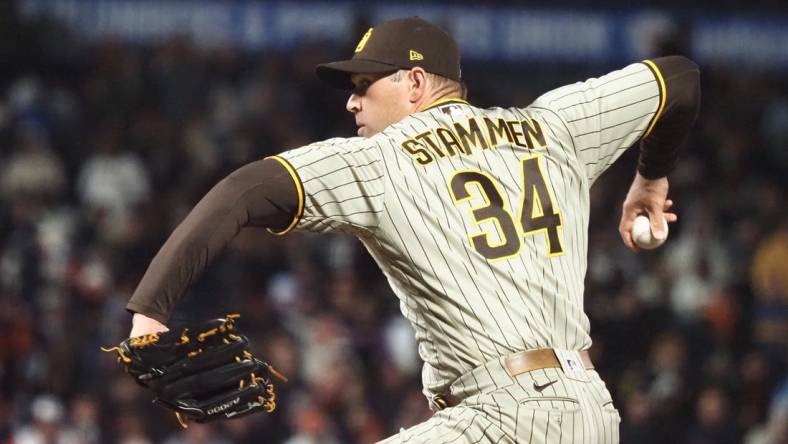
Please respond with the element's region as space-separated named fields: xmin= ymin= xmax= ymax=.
xmin=102 ymin=314 xmax=286 ymax=427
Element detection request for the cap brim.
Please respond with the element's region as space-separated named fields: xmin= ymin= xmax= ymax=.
xmin=315 ymin=59 xmax=400 ymax=90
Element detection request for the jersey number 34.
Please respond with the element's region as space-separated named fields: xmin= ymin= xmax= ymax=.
xmin=448 ymin=154 xmax=564 ymax=261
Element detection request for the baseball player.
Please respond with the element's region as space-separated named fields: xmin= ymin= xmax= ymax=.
xmin=127 ymin=17 xmax=700 ymax=443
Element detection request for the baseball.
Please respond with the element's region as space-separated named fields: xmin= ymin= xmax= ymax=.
xmin=631 ymin=215 xmax=668 ymax=250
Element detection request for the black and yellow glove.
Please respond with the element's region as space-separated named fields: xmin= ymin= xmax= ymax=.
xmin=103 ymin=315 xmax=286 ymax=427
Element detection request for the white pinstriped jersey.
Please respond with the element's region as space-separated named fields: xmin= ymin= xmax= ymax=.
xmin=273 ymin=61 xmax=664 ymax=396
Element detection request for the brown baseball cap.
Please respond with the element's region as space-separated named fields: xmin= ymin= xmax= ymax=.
xmin=316 ymin=17 xmax=461 ymax=90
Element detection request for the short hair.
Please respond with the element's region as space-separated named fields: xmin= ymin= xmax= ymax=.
xmin=426 ymin=72 xmax=467 ymax=100
xmin=391 ymin=69 xmax=467 ymax=100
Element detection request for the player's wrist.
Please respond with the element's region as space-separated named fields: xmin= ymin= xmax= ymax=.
xmin=636 ymin=163 xmax=671 ymax=180
xmin=130 ymin=313 xmax=169 ymax=338
xmin=633 ymin=171 xmax=667 ymax=188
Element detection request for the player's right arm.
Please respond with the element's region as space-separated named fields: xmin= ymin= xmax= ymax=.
xmin=618 ymin=57 xmax=700 ymax=250
xmin=534 ymin=56 xmax=700 ymax=250
xmin=533 ymin=56 xmax=700 ymax=184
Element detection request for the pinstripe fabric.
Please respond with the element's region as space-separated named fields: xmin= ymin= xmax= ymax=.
xmin=533 ymin=62 xmax=661 ymax=185
xmin=276 ymin=61 xmax=659 ymax=442
xmin=377 ymin=360 xmax=621 ymax=444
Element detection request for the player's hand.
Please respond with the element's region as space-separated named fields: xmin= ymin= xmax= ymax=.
xmin=618 ymin=173 xmax=677 ymax=252
xmin=130 ymin=312 xmax=169 ymax=338
xmin=105 ymin=315 xmax=285 ymax=427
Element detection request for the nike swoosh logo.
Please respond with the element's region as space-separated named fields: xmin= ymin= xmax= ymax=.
xmin=533 ymin=380 xmax=557 ymax=393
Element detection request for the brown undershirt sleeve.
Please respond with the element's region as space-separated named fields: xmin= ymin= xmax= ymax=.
xmin=638 ymin=55 xmax=701 ymax=179
xmin=125 ymin=157 xmax=300 ymax=323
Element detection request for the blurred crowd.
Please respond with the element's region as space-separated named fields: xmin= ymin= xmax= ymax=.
xmin=1 ymin=4 xmax=788 ymax=444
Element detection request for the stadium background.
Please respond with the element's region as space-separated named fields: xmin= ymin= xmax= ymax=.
xmin=1 ymin=0 xmax=787 ymax=443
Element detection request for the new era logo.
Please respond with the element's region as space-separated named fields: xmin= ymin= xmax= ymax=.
xmin=409 ymin=50 xmax=424 ymax=61
xmin=355 ymin=28 xmax=373 ymax=53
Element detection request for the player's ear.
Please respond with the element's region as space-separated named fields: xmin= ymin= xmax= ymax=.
xmin=407 ymin=67 xmax=428 ymax=103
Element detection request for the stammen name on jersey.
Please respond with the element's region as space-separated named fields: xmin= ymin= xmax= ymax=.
xmin=401 ymin=116 xmax=547 ymax=165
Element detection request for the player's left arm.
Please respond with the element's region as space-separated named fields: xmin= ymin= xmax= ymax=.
xmin=126 ymin=158 xmax=300 ymax=330
xmin=127 ymin=137 xmax=387 ymax=334
xmin=619 ymin=56 xmax=701 ymax=251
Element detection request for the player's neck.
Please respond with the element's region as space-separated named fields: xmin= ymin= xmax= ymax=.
xmin=416 ymin=93 xmax=465 ymax=112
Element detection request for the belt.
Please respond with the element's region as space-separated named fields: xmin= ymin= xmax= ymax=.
xmin=432 ymin=349 xmax=594 ymax=410
xmin=505 ymin=348 xmax=594 ymax=376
